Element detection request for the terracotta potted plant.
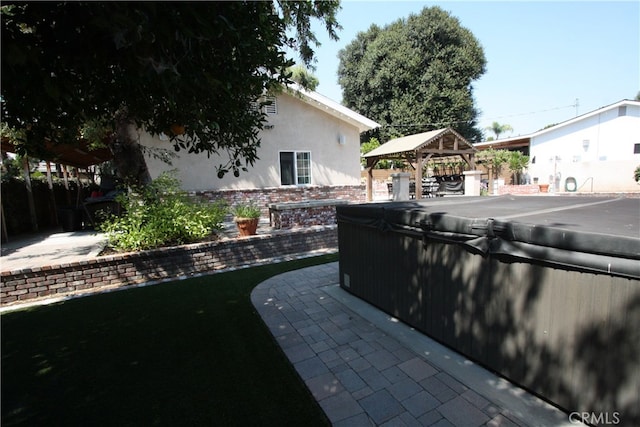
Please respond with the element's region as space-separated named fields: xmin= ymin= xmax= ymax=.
xmin=232 ymin=202 xmax=261 ymax=237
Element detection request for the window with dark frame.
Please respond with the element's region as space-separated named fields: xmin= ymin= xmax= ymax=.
xmin=279 ymin=151 xmax=311 ymax=185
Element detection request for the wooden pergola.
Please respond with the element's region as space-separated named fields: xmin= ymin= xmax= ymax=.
xmin=363 ymin=127 xmax=477 ymax=201
xmin=1 ymin=138 xmax=113 ymax=238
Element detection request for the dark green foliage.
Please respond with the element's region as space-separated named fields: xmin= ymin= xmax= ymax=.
xmin=277 ymin=1 xmax=341 ymax=66
xmin=476 ymin=148 xmax=511 ymax=176
xmin=1 ymin=1 xmax=341 ymax=181
xmin=99 ymin=171 xmax=227 ymax=252
xmin=360 ymin=137 xmax=402 ymax=169
xmin=0 ymin=156 xmax=22 ymax=179
xmin=289 ymin=64 xmax=320 ymax=90
xmin=1 ymin=254 xmax=337 ymax=426
xmin=338 ymin=6 xmax=486 ymax=142
xmin=507 ymin=150 xmax=529 ymax=174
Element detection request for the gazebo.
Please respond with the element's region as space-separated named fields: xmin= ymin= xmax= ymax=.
xmin=363 ymin=127 xmax=477 ymax=201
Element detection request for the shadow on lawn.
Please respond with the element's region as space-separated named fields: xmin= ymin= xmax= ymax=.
xmin=1 ymin=255 xmax=336 ymax=426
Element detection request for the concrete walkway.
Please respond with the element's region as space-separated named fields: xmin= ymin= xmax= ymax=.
xmin=251 ymin=262 xmax=579 ymax=427
xmin=0 ymin=218 xmax=272 ymax=273
xmin=1 ymin=228 xmax=108 ymax=272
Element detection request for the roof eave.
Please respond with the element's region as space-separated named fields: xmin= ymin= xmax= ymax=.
xmin=287 ymin=83 xmax=381 ymax=133
xmin=477 ymin=99 xmax=640 ymax=144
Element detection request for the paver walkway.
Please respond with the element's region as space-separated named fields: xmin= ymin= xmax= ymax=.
xmin=251 ymin=262 xmax=578 ymax=427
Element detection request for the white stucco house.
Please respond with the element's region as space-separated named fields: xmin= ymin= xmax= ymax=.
xmin=476 ymin=99 xmax=640 ymax=193
xmin=139 ymin=84 xmax=379 ymax=205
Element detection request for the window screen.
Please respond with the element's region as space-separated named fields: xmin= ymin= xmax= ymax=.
xmin=295 ymin=152 xmax=311 ymax=184
xmin=264 ymin=96 xmax=277 ymax=115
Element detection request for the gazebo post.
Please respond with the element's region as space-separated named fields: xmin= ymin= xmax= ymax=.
xmin=415 ymin=150 xmax=423 ymax=200
xmin=365 ymin=158 xmax=379 ymax=202
xmin=366 ymin=167 xmax=373 ymax=201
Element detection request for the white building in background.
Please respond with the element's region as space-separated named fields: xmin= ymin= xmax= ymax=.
xmin=476 ymin=99 xmax=640 ymax=193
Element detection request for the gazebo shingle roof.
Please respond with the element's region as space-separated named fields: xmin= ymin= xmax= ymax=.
xmin=363 ymin=127 xmax=475 ymax=161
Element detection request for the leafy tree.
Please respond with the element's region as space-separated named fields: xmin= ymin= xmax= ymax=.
xmin=337 ymin=6 xmax=486 ymax=143
xmin=360 ymin=138 xmax=381 ymax=159
xmin=477 ymin=148 xmax=510 ymax=192
xmin=288 ymin=64 xmax=320 ymax=91
xmin=485 ymin=122 xmax=513 ymax=140
xmin=507 ymin=150 xmax=529 ymax=184
xmin=478 ymin=148 xmax=510 ymax=176
xmin=360 ymin=137 xmax=399 ymax=169
xmin=1 ymin=1 xmax=341 ymax=187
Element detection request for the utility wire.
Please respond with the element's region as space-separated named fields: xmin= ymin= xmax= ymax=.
xmin=379 ymin=101 xmax=579 ymax=129
xmin=481 ymin=101 xmax=578 ymax=122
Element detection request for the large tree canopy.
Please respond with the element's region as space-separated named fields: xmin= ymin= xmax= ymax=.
xmin=337 ymin=6 xmax=486 ymax=143
xmin=1 ymin=1 xmax=340 ymax=185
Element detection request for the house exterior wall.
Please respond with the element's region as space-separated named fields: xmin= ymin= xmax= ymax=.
xmin=140 ymin=91 xmax=362 ymax=192
xmin=528 ymin=103 xmax=640 ymax=193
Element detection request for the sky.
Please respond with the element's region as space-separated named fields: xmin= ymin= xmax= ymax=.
xmin=295 ymin=0 xmax=640 ymax=138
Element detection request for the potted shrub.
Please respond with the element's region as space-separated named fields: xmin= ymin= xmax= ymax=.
xmin=232 ymin=202 xmax=261 ymax=237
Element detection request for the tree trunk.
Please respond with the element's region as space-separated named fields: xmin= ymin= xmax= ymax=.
xmin=110 ymin=112 xmax=152 ymax=188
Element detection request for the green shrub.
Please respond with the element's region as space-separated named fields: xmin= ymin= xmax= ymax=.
xmin=99 ymin=171 xmax=227 ymax=252
xmin=635 ymin=165 xmax=640 ymax=183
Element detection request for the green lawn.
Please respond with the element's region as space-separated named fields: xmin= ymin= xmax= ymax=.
xmin=2 ymin=254 xmax=337 ymax=426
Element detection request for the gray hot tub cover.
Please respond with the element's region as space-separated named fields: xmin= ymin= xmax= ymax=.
xmin=337 ymin=196 xmax=640 ymax=279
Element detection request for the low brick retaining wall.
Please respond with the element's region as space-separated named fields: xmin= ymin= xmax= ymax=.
xmin=497 ymin=184 xmax=541 ymax=195
xmin=1 ymin=226 xmax=337 ymax=307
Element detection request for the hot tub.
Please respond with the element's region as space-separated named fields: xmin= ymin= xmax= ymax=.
xmin=337 ymin=196 xmax=639 ymax=425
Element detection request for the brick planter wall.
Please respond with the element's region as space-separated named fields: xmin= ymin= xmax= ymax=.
xmin=267 ymin=200 xmax=350 ymax=229
xmin=497 ymin=184 xmax=541 ymax=195
xmin=271 ymin=205 xmax=340 ymax=229
xmin=1 ymin=226 xmax=337 ymax=307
